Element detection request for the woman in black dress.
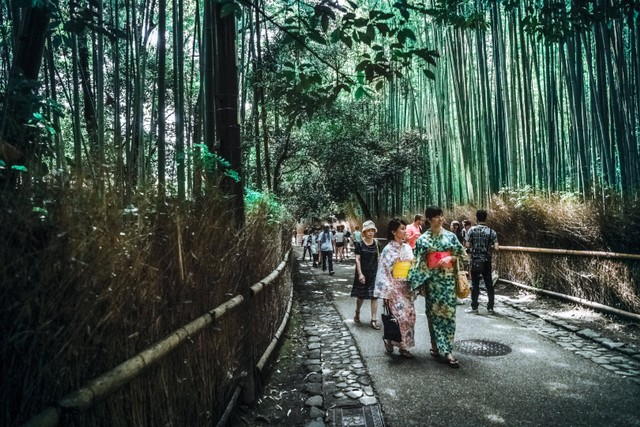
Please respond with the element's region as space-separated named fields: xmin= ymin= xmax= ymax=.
xmin=351 ymin=220 xmax=380 ymax=329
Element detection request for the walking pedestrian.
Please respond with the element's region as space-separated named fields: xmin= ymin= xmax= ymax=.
xmin=344 ymin=227 xmax=352 ymax=257
xmin=465 ymin=209 xmax=499 ymax=314
xmin=405 ymin=214 xmax=425 ymax=250
xmin=351 ymin=220 xmax=380 ymax=329
xmin=301 ymin=229 xmax=312 ymax=261
xmin=311 ymin=228 xmax=320 ymax=268
xmin=409 ymin=206 xmax=466 ymax=368
xmin=450 ymin=220 xmax=463 ymax=244
xmin=353 ymin=225 xmax=362 ymax=245
xmin=318 ymin=224 xmax=335 ymax=275
xmin=374 ymin=218 xmax=416 ymax=358
xmin=334 ymin=225 xmax=346 ymax=262
xmin=461 ymin=220 xmax=472 ymax=240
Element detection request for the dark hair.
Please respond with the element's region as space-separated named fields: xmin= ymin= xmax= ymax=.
xmin=424 ymin=205 xmax=443 ymax=220
xmin=414 ymin=214 xmax=424 ymax=222
xmin=462 ymin=220 xmax=471 ymax=227
xmin=476 ymin=209 xmax=488 ymax=222
xmin=387 ymin=218 xmax=407 ymax=240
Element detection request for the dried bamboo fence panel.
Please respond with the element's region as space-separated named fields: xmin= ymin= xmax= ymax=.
xmin=495 ymin=246 xmax=640 ymax=314
xmin=22 ymin=249 xmax=293 ymax=427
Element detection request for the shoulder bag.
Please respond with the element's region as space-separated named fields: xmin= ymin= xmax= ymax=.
xmin=455 ymin=258 xmax=470 ymax=299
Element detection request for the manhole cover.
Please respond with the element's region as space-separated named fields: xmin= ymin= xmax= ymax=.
xmin=331 ymin=404 xmax=385 ymax=427
xmin=456 ymin=339 xmax=512 ymax=356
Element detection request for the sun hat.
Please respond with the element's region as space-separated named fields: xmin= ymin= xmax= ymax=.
xmin=361 ymin=220 xmax=377 ymax=233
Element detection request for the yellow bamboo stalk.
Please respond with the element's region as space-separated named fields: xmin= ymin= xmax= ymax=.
xmin=499 ymin=246 xmax=640 ymax=260
xmin=22 ymin=249 xmax=292 ymax=427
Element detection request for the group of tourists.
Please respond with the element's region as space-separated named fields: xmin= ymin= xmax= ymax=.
xmin=338 ymin=207 xmax=499 ymax=368
xmin=300 ymin=223 xmax=361 ymax=272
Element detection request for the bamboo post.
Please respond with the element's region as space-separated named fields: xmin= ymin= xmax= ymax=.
xmin=241 ymin=285 xmax=257 ymax=404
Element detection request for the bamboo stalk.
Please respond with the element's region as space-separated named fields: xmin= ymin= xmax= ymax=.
xmin=22 ymin=249 xmax=292 ymax=427
xmin=215 ymin=386 xmax=242 ymax=427
xmin=499 ymin=246 xmax=640 ymax=260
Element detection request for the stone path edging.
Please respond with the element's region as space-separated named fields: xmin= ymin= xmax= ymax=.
xmin=495 ymin=295 xmax=640 ymax=383
xmin=297 ymin=262 xmax=381 ymax=427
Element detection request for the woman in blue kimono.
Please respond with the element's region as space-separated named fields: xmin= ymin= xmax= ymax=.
xmin=409 ymin=206 xmax=466 ymax=368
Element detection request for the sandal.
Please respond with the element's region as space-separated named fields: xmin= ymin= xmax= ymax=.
xmin=370 ymin=320 xmax=380 ymax=330
xmin=445 ymin=355 xmax=460 ymax=369
xmin=354 ymin=312 xmax=360 ymax=323
xmin=384 ymin=339 xmax=394 ymax=354
xmin=430 ymin=349 xmax=441 ymax=358
xmin=400 ymin=349 xmax=414 ymax=359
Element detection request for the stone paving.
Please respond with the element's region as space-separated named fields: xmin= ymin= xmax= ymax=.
xmin=297 ymin=265 xmax=381 ymax=427
xmin=496 ymin=294 xmax=640 ymax=383
xmin=294 ymin=255 xmax=640 ymax=426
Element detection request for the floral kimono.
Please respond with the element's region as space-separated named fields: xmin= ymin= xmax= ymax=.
xmin=408 ymin=229 xmax=466 ymax=354
xmin=374 ymin=241 xmax=416 ymax=350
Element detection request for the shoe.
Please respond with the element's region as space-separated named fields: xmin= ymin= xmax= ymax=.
xmin=400 ymin=349 xmax=414 ymax=359
xmin=456 ymin=298 xmax=465 ymax=305
xmin=329 ymin=271 xmax=335 ymax=275
xmin=465 ymin=307 xmax=478 ymax=314
xmin=354 ymin=311 xmax=361 ymax=323
xmin=446 ymin=356 xmax=460 ymax=369
xmin=384 ymin=340 xmax=394 ymax=354
xmin=487 ymin=308 xmax=495 ymax=314
xmin=370 ymin=320 xmax=380 ymax=330
xmin=430 ymin=348 xmax=441 ymax=358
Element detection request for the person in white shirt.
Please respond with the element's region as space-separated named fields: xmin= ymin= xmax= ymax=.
xmin=318 ymin=224 xmax=335 ymax=275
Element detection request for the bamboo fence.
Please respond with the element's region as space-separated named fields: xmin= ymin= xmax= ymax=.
xmin=22 ymin=249 xmax=293 ymax=427
xmin=499 ymin=246 xmax=640 ymax=260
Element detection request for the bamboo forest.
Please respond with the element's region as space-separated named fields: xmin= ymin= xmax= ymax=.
xmin=2 ymin=0 xmax=640 ymax=426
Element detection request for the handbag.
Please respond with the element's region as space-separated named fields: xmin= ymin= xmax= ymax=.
xmin=455 ymin=259 xmax=470 ymax=299
xmin=381 ymin=301 xmax=402 ymax=342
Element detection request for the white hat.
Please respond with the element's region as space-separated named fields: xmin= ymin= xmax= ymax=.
xmin=361 ymin=220 xmax=377 ymax=233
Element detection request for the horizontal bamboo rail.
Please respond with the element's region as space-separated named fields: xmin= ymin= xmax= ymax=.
xmin=499 ymin=278 xmax=640 ymax=321
xmin=23 ymin=249 xmax=292 ymax=427
xmin=499 ymin=246 xmax=640 ymax=260
xmin=216 ymin=286 xmax=294 ymax=427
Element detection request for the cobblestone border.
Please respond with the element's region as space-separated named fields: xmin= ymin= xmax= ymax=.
xmin=496 ymin=295 xmax=640 ymax=384
xmin=297 ymin=264 xmax=381 ymax=427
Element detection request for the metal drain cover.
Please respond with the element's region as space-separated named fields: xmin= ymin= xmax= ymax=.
xmin=331 ymin=404 xmax=385 ymax=427
xmin=456 ymin=339 xmax=512 ymax=356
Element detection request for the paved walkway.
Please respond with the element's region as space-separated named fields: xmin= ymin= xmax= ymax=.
xmin=293 ymin=248 xmax=640 ymax=427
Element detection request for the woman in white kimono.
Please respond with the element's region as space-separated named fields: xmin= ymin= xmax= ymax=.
xmin=374 ymin=218 xmax=416 ymax=358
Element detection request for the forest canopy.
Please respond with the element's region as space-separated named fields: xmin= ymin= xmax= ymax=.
xmin=0 ymin=0 xmax=639 ymax=220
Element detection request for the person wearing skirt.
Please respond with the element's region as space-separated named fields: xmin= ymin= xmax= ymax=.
xmin=351 ymin=220 xmax=380 ymax=329
xmin=374 ymin=218 xmax=416 ymax=358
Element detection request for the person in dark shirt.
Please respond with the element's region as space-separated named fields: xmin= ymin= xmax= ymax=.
xmin=464 ymin=210 xmax=499 ymax=314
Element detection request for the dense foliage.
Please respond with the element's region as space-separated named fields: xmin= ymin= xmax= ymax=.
xmin=1 ymin=0 xmax=638 ymax=221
